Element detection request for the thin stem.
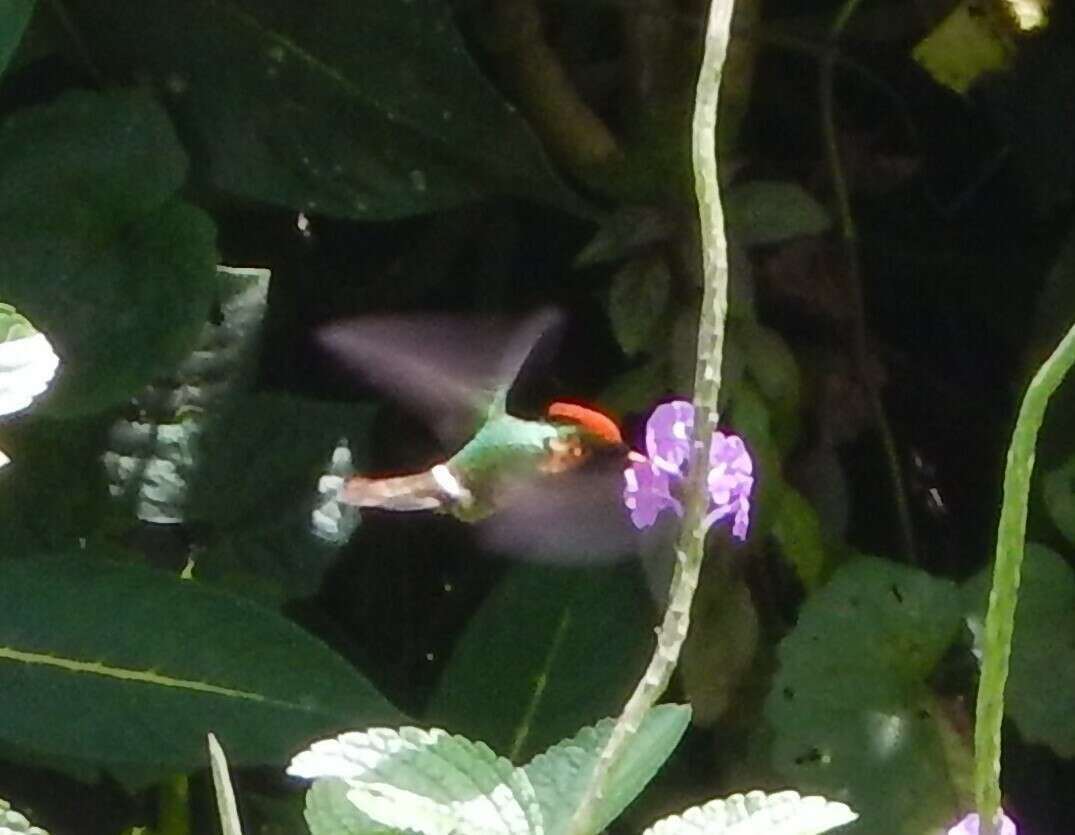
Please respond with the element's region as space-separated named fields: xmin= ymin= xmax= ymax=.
xmin=564 ymin=0 xmax=736 ymax=832
xmin=819 ymin=0 xmax=917 ymax=564
xmin=975 ymin=319 xmax=1075 ymax=835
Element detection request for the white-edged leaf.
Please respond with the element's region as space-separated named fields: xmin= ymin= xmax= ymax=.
xmin=0 ymin=305 xmax=59 ymax=417
xmin=289 ymin=727 xmax=543 ymax=835
xmin=643 ymin=790 xmax=857 ymax=835
xmin=522 ymin=704 xmax=690 ymax=835
xmin=305 ymin=779 xmax=401 ymax=835
xmin=0 ymin=798 xmax=48 ymax=835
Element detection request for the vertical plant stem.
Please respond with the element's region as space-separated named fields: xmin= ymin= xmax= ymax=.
xmin=975 ymin=320 xmax=1075 ymax=835
xmin=819 ymin=0 xmax=917 ymax=564
xmin=157 ymin=775 xmax=191 ymax=835
xmin=565 ymin=1 xmax=736 ymax=833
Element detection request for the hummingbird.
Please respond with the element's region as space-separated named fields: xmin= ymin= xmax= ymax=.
xmin=317 ymin=309 xmax=641 ymax=560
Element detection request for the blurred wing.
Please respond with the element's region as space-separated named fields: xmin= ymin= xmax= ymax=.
xmin=318 ymin=308 xmax=563 ymax=445
xmin=477 ymin=457 xmax=645 ymax=564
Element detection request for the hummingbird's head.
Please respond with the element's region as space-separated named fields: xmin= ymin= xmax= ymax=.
xmin=542 ymin=401 xmax=625 ymax=474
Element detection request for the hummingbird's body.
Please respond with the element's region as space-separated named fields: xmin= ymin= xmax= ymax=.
xmin=339 ymin=408 xmax=608 ymax=521
xmin=319 ymin=309 xmax=637 ymax=559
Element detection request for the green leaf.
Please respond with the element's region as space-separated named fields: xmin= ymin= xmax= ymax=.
xmin=964 ymin=544 xmax=1075 ymax=758
xmin=770 ymin=484 xmax=829 ymax=590
xmin=726 ymin=181 xmax=830 ymax=247
xmin=305 ymin=779 xmax=398 ymax=835
xmin=643 ymin=790 xmax=857 ymax=835
xmin=738 ymin=322 xmax=800 ymax=412
xmin=0 ymin=0 xmax=34 ymax=77
xmin=289 ymin=727 xmax=543 ymax=835
xmin=1042 ymin=455 xmax=1075 ymax=547
xmin=523 ymin=704 xmax=691 ymax=835
xmin=573 ymin=207 xmax=673 ymax=267
xmin=187 ymin=394 xmax=377 ymax=600
xmin=0 ymin=89 xmax=217 ymax=416
xmin=66 ymin=0 xmax=587 ymax=220
xmin=765 ymin=557 xmax=964 ymax=834
xmin=0 ymin=552 xmax=400 ymax=769
xmin=0 ymin=415 xmax=116 ymax=558
xmin=426 ymin=564 xmax=653 ymax=762
xmin=608 ymin=256 xmax=671 ymax=357
xmin=0 ymin=797 xmax=47 ymax=835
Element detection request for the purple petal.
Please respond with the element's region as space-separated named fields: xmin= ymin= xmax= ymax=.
xmin=706 ymin=431 xmax=755 ymax=540
xmin=623 ymin=455 xmax=682 ymax=530
xmin=645 ymin=400 xmax=694 ymax=476
xmin=947 ymin=813 xmax=1018 ymax=835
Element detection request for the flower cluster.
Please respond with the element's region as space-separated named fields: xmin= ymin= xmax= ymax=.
xmin=947 ymin=812 xmax=1017 ymax=835
xmin=623 ymin=400 xmax=754 ymax=539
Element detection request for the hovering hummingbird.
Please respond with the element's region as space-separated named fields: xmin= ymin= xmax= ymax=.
xmin=317 ymin=309 xmax=642 ymax=560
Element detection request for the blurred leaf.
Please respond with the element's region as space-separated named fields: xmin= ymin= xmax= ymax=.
xmin=0 ymin=0 xmax=33 ymax=77
xmin=738 ymin=322 xmax=800 ymax=413
xmin=66 ymin=0 xmax=587 ymax=220
xmin=188 ymin=393 xmax=376 ymax=600
xmin=608 ymin=256 xmax=671 ymax=357
xmin=0 ymin=0 xmax=34 ymax=77
xmin=0 ymin=552 xmax=400 ymax=770
xmin=726 ymin=181 xmax=830 ymax=247
xmin=643 ymin=790 xmax=857 ymax=835
xmin=426 ymin=564 xmax=652 ymax=762
xmin=680 ymin=575 xmax=759 ymax=727
xmin=0 ymin=89 xmax=217 ymax=416
xmin=0 ymin=415 xmax=115 ymax=557
xmin=964 ymin=544 xmax=1075 ymax=758
xmin=765 ymin=557 xmax=964 ymax=834
xmin=523 ymin=704 xmax=691 ymax=835
xmin=770 ymin=485 xmax=829 ymax=590
xmin=598 ymin=359 xmax=668 ymax=417
xmin=290 ymin=727 xmax=542 ymax=835
xmin=1042 ymin=453 xmax=1075 ymax=546
xmin=0 ymin=797 xmax=47 ymax=835
xmin=574 ymin=207 xmax=674 ymax=267
xmin=912 ymin=0 xmax=1012 ymax=95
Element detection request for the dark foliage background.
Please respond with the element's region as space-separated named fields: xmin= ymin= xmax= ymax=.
xmin=0 ymin=1 xmax=1074 ymax=833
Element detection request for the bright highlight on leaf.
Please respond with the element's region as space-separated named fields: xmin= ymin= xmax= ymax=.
xmin=294 ymin=707 xmax=690 ymax=835
xmin=643 ymin=790 xmax=857 ymax=835
xmin=288 ymin=726 xmax=542 ymax=835
xmin=0 ymin=305 xmax=60 ymax=417
xmin=0 ymin=797 xmax=48 ymax=835
xmin=623 ymin=400 xmax=754 ymax=539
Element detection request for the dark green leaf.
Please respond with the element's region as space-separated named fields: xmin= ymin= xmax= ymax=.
xmin=0 ymin=89 xmax=217 ymax=416
xmin=0 ymin=552 xmax=400 ymax=769
xmin=964 ymin=544 xmax=1075 ymax=758
xmin=66 ymin=0 xmax=587 ymax=220
xmin=726 ymin=181 xmax=830 ymax=247
xmin=1042 ymin=455 xmax=1075 ymax=547
xmin=188 ymin=393 xmax=376 ymax=600
xmin=765 ymin=557 xmax=963 ymax=834
xmin=0 ymin=415 xmax=115 ymax=558
xmin=608 ymin=256 xmax=671 ymax=357
xmin=426 ymin=564 xmax=653 ymax=762
xmin=0 ymin=0 xmax=34 ymax=77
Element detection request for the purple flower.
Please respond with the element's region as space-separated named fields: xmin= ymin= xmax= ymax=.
xmin=947 ymin=812 xmax=1018 ymax=835
xmin=623 ymin=400 xmax=754 ymax=540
